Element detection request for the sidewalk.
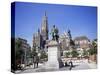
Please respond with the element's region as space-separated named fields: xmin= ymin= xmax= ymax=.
xmin=87 ymin=62 xmax=97 ymax=69
xmin=83 ymin=59 xmax=97 ymax=69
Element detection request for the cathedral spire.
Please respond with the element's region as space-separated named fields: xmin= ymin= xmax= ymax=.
xmin=38 ymin=28 xmax=40 ymax=33
xmin=45 ymin=11 xmax=46 ymax=16
xmin=41 ymin=11 xmax=48 ymax=40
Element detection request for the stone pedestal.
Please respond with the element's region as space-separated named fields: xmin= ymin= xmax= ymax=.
xmin=46 ymin=40 xmax=63 ymax=69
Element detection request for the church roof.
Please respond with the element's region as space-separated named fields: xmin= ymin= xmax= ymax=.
xmin=74 ymin=36 xmax=89 ymax=41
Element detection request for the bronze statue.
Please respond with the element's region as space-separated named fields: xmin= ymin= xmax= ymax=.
xmin=50 ymin=25 xmax=59 ymax=41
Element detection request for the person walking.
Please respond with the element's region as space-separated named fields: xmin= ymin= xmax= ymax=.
xmin=36 ymin=55 xmax=39 ymax=68
xmin=69 ymin=60 xmax=73 ymax=70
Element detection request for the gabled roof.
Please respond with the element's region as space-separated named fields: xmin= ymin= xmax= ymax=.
xmin=74 ymin=36 xmax=89 ymax=41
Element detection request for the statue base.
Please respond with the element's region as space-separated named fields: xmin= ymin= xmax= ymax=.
xmin=45 ymin=40 xmax=63 ymax=69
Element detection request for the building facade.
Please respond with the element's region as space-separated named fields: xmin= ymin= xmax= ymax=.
xmin=74 ymin=36 xmax=91 ymax=50
xmin=59 ymin=29 xmax=75 ymax=56
xmin=15 ymin=38 xmax=31 ymax=65
xmin=74 ymin=36 xmax=91 ymax=57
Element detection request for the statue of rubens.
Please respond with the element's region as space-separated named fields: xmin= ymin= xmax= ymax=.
xmin=50 ymin=25 xmax=59 ymax=41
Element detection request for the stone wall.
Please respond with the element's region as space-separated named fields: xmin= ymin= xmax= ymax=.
xmin=89 ymin=54 xmax=97 ymax=63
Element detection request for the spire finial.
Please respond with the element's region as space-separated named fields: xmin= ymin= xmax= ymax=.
xmin=45 ymin=11 xmax=46 ymax=16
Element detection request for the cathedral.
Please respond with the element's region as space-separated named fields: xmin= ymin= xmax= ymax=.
xmin=59 ymin=29 xmax=74 ymax=51
xmin=32 ymin=12 xmax=91 ymax=57
xmin=32 ymin=11 xmax=48 ymax=52
xmin=32 ymin=11 xmax=74 ymax=53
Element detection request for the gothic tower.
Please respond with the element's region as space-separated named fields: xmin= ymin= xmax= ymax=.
xmin=41 ymin=11 xmax=48 ymax=41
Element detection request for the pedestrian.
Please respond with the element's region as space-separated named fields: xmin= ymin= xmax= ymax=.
xmin=65 ymin=61 xmax=68 ymax=67
xmin=69 ymin=60 xmax=73 ymax=70
xmin=36 ymin=55 xmax=39 ymax=68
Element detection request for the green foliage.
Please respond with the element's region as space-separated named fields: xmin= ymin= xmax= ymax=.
xmin=88 ymin=39 xmax=97 ymax=55
xmin=40 ymin=51 xmax=48 ymax=59
xmin=26 ymin=49 xmax=32 ymax=58
xmin=15 ymin=39 xmax=24 ymax=59
xmin=16 ymin=49 xmax=24 ymax=59
xmin=83 ymin=50 xmax=88 ymax=57
xmin=32 ymin=50 xmax=37 ymax=57
xmin=65 ymin=52 xmax=70 ymax=58
xmin=71 ymin=50 xmax=79 ymax=57
xmin=15 ymin=39 xmax=24 ymax=65
xmin=31 ymin=43 xmax=38 ymax=57
xmin=92 ymin=39 xmax=97 ymax=54
xmin=88 ymin=49 xmax=97 ymax=55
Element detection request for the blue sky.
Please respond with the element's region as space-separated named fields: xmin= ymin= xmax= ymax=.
xmin=14 ymin=2 xmax=97 ymax=46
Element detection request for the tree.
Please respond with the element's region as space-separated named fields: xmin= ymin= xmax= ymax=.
xmin=65 ymin=52 xmax=70 ymax=58
xmin=83 ymin=50 xmax=88 ymax=58
xmin=92 ymin=39 xmax=97 ymax=54
xmin=32 ymin=42 xmax=38 ymax=57
xmin=15 ymin=39 xmax=24 ymax=67
xmin=88 ymin=49 xmax=96 ymax=55
xmin=71 ymin=50 xmax=79 ymax=57
xmin=32 ymin=48 xmax=37 ymax=56
xmin=88 ymin=39 xmax=97 ymax=56
xmin=40 ymin=51 xmax=48 ymax=60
